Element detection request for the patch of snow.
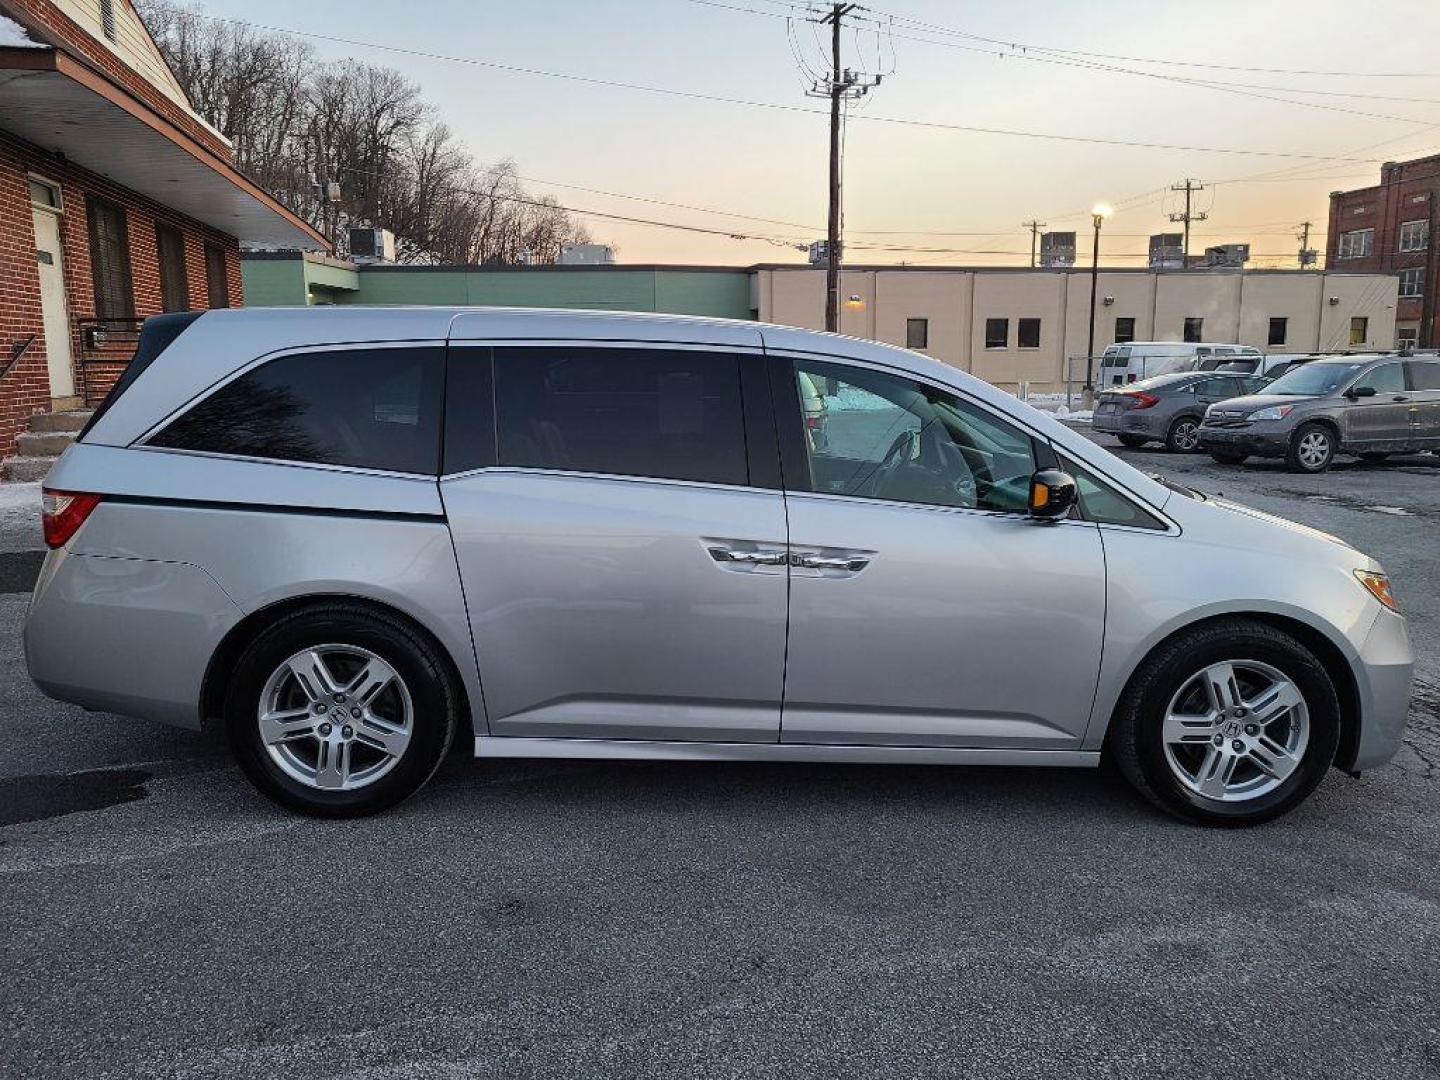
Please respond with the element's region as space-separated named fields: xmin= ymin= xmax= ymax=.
xmin=0 ymin=15 xmax=47 ymax=49
xmin=1364 ymin=505 xmax=1413 ymax=517
xmin=0 ymin=481 xmax=40 ymax=510
xmin=1049 ymin=405 xmax=1093 ymax=423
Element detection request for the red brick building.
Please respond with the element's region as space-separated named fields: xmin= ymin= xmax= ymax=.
xmin=0 ymin=0 xmax=324 ymax=463
xmin=1327 ymin=154 xmax=1440 ymax=349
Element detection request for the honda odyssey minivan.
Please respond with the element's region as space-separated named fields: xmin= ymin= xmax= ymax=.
xmin=25 ymin=308 xmax=1413 ymax=825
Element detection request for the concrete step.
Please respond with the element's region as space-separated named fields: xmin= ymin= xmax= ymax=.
xmin=14 ymin=431 xmax=76 ymax=457
xmin=1 ymin=456 xmax=55 ymax=483
xmin=50 ymin=395 xmax=84 ymax=412
xmin=28 ymin=410 xmax=92 ymax=434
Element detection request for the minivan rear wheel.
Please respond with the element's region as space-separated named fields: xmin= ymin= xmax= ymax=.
xmin=225 ymin=604 xmax=458 ymax=817
xmin=1107 ymin=619 xmax=1340 ymax=826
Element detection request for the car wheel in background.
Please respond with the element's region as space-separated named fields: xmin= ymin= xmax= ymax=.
xmin=1286 ymin=423 xmax=1336 ymax=474
xmin=1107 ymin=619 xmax=1340 ymax=826
xmin=1117 ymin=434 xmax=1147 ymax=448
xmin=225 ymin=603 xmax=459 ymax=817
xmin=1208 ymin=450 xmax=1248 ymax=465
xmin=1165 ymin=416 xmax=1202 ymax=454
xmin=1360 ymin=452 xmax=1391 ymax=464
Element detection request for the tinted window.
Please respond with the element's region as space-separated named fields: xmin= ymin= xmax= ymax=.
xmin=494 ymin=347 xmax=747 ymax=485
xmin=151 ymin=347 xmax=443 ymax=474
xmin=1353 ymin=363 xmax=1405 ymax=394
xmin=1268 ymin=317 xmax=1287 ymax=346
xmin=1184 ymin=318 xmax=1203 ymax=343
xmin=791 ymin=359 xmax=1036 ymax=513
xmin=1063 ymin=460 xmax=1165 ymax=530
xmin=443 ymin=347 xmax=496 ymax=474
xmin=1195 ymin=377 xmax=1238 ymax=398
xmin=1406 ymin=361 xmax=1440 ymax=391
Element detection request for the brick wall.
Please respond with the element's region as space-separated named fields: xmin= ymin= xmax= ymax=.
xmin=0 ymin=127 xmax=242 ymax=458
xmin=1327 ymin=155 xmax=1440 ymax=346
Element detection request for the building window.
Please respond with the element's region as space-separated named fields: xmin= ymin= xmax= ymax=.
xmin=1113 ymin=317 xmax=1135 ymax=344
xmin=1399 ymin=267 xmax=1425 ymax=299
xmin=1183 ymin=317 xmax=1204 ymax=343
xmin=1350 ymin=317 xmax=1368 ymax=346
xmin=1268 ymin=317 xmax=1287 ymax=347
xmin=1338 ymin=228 xmax=1374 ymax=259
xmin=1397 ymin=326 xmax=1419 ymax=349
xmin=1398 ymin=220 xmax=1429 ymax=253
xmin=100 ymin=0 xmax=117 ymax=41
xmin=1017 ymin=318 xmax=1041 ymax=349
xmin=984 ymin=318 xmax=1008 ymax=349
xmin=85 ymin=196 xmax=134 ymax=321
xmin=906 ymin=317 xmax=929 ymax=350
xmin=27 ymin=177 xmax=61 ymax=211
xmin=155 ymin=224 xmax=189 ymax=313
xmin=205 ymin=244 xmax=231 ymax=308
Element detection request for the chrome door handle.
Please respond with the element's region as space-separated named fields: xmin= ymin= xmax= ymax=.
xmin=792 ymin=553 xmax=870 ymax=572
xmin=708 ymin=546 xmax=787 ymax=566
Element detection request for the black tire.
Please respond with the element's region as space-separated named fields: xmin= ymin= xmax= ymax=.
xmin=1286 ymin=421 xmax=1336 ymax=473
xmin=1208 ymin=450 xmax=1248 ymax=465
xmin=1359 ymin=452 xmax=1391 ymax=464
xmin=1165 ymin=415 xmax=1203 ymax=454
xmin=1117 ymin=434 xmax=1147 ymax=448
xmin=1107 ymin=619 xmax=1340 ymax=826
xmin=225 ymin=603 xmax=459 ymax=817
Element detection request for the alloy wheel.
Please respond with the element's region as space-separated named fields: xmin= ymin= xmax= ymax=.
xmin=1171 ymin=419 xmax=1200 ymax=451
xmin=1161 ymin=659 xmax=1309 ymax=802
xmin=1296 ymin=431 xmax=1331 ymax=470
xmin=257 ymin=644 xmax=414 ymax=791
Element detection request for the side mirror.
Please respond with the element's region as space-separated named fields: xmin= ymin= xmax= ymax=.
xmin=1028 ymin=469 xmax=1078 ymax=522
xmin=1346 ymin=385 xmax=1377 ymax=399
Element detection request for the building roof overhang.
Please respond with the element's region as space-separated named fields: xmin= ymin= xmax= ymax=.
xmin=0 ymin=45 xmax=326 ymax=249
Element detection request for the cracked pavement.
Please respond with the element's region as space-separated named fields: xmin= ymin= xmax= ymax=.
xmin=0 ymin=439 xmax=1437 ymax=1079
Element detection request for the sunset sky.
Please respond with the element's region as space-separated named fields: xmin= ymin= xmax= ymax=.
xmin=202 ymin=0 xmax=1440 ymax=267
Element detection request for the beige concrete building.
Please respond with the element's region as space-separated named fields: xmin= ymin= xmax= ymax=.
xmin=753 ymin=267 xmax=1399 ymax=391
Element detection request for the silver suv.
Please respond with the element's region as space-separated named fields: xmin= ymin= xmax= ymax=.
xmin=1198 ymin=354 xmax=1440 ymax=472
xmin=24 ymin=308 xmax=1414 ymax=825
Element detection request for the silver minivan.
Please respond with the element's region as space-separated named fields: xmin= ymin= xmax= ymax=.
xmin=25 ymin=308 xmax=1413 ymax=825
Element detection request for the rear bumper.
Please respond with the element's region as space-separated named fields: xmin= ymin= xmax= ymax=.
xmin=23 ymin=546 xmax=243 ymax=729
xmin=1197 ymin=426 xmax=1290 ymax=458
xmin=1347 ymin=608 xmax=1415 ymax=772
xmin=1093 ymin=410 xmax=1160 ymax=437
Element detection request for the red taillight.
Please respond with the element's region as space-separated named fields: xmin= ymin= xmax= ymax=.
xmin=41 ymin=489 xmax=102 ymax=549
xmin=1125 ymin=392 xmax=1161 ymax=410
xmin=805 ymin=415 xmax=823 ymax=429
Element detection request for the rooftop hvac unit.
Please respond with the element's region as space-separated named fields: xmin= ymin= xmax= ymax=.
xmin=349 ymin=227 xmax=396 ymax=264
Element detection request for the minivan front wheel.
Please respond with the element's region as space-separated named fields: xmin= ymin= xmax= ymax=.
xmin=1108 ymin=619 xmax=1340 ymax=826
xmin=225 ymin=604 xmax=458 ymax=816
xmin=1287 ymin=423 xmax=1336 ymax=473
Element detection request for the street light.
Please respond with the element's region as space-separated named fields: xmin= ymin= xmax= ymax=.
xmin=1084 ymin=203 xmax=1113 ymax=404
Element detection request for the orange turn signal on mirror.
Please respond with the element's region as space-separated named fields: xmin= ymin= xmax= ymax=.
xmin=1355 ymin=570 xmax=1399 ymax=613
xmin=1031 ymin=483 xmax=1049 ymax=509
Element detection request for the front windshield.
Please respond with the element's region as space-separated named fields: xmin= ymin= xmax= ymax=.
xmin=1263 ymin=362 xmax=1364 ymax=396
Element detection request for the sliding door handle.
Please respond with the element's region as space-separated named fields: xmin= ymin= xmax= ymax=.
xmin=708 ymin=546 xmax=788 ymax=566
xmin=792 ymin=553 xmax=870 ymax=572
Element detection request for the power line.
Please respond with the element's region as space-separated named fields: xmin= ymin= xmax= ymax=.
xmin=191 ymin=14 xmax=1391 ymax=164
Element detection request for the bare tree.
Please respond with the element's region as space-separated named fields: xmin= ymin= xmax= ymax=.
xmin=138 ymin=0 xmax=594 ymax=263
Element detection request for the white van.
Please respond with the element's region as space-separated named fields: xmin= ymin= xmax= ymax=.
xmin=1099 ymin=343 xmax=1263 ymax=386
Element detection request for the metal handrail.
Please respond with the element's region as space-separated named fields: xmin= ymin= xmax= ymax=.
xmin=75 ymin=317 xmax=145 ymax=407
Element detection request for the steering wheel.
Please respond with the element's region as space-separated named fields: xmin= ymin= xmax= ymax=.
xmin=858 ymin=429 xmax=916 ymax=497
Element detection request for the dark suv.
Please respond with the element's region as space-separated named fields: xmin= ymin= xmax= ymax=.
xmin=1198 ymin=355 xmax=1440 ymax=472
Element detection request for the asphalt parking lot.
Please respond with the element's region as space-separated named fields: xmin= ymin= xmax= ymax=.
xmin=1 ymin=439 xmax=1438 ymax=1080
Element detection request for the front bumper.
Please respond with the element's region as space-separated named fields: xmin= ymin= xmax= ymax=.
xmin=1347 ymin=607 xmax=1415 ymax=772
xmin=1197 ymin=425 xmax=1291 ymax=458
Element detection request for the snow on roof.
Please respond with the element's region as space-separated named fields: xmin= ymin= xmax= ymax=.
xmin=0 ymin=14 xmax=48 ymax=49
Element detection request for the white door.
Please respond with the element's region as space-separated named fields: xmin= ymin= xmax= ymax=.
xmin=32 ymin=207 xmax=74 ymax=399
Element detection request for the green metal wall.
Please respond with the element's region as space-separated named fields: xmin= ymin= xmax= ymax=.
xmin=240 ymin=258 xmax=754 ymax=319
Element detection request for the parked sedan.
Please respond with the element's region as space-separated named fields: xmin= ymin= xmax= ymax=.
xmin=1199 ymin=354 xmax=1440 ymax=472
xmin=1094 ymin=372 xmax=1268 ymax=453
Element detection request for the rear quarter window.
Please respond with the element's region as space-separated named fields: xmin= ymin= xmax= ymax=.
xmin=148 ymin=346 xmax=444 ymax=474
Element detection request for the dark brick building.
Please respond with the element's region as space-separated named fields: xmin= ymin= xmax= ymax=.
xmin=0 ymin=0 xmax=324 ymax=462
xmin=1327 ymin=153 xmax=1440 ymax=349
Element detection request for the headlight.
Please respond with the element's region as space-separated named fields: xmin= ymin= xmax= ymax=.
xmin=1355 ymin=569 xmax=1400 ymax=612
xmin=1249 ymin=404 xmax=1295 ymax=421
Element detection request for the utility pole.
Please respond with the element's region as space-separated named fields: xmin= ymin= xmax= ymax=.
xmin=809 ymin=3 xmax=880 ymax=332
xmin=1023 ymin=220 xmax=1046 ymax=268
xmin=1167 ymin=178 xmax=1208 ymax=262
xmin=1296 ymin=221 xmax=1318 ymax=269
